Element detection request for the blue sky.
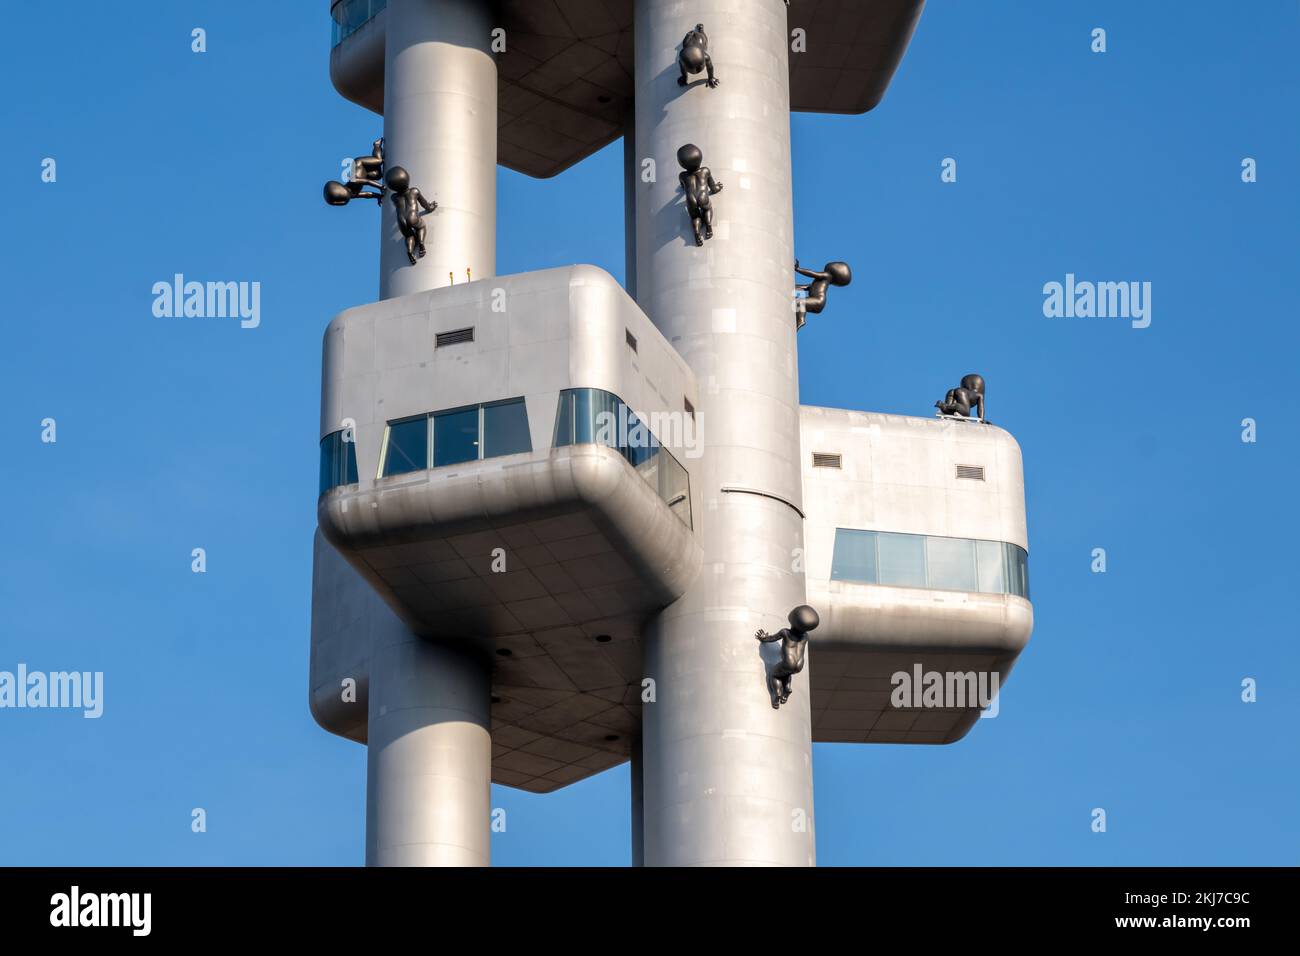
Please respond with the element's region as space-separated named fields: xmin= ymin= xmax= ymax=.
xmin=1 ymin=1 xmax=1296 ymax=866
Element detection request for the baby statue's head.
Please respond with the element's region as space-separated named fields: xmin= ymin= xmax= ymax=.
xmin=788 ymin=605 xmax=820 ymax=634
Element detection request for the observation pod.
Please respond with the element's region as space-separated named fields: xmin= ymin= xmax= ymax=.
xmin=315 ymin=266 xmax=702 ymax=794
xmin=799 ymin=408 xmax=1032 ymax=745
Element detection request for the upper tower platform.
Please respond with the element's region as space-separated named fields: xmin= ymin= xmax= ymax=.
xmin=329 ymin=0 xmax=926 ymax=177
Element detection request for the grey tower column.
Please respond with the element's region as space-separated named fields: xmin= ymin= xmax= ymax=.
xmin=366 ymin=0 xmax=497 ymax=868
xmin=634 ymin=0 xmax=815 ymax=865
xmin=381 ymin=0 xmax=497 ymax=300
xmin=366 ymin=632 xmax=492 ymax=866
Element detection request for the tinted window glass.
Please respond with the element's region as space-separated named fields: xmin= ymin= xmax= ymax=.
xmin=832 ymin=529 xmax=1028 ymax=598
xmin=1009 ymin=545 xmax=1030 ymax=599
xmin=625 ymin=410 xmax=660 ymax=465
xmin=877 ymin=532 xmax=927 ymax=588
xmin=319 ymin=434 xmax=335 ymax=494
xmin=926 ymin=536 xmax=977 ymax=591
xmin=660 ymin=453 xmax=691 ymax=528
xmin=383 ymin=417 xmax=428 ymax=476
xmin=343 ymin=435 xmax=358 ymax=485
xmin=588 ymin=389 xmax=621 ymax=448
xmin=976 ymin=539 xmax=1007 ymax=594
xmin=831 ymin=529 xmax=878 ymax=583
xmin=434 ymin=406 xmax=479 ymax=466
xmin=483 ymin=399 xmax=531 ymax=458
xmin=553 ymin=391 xmax=575 ymax=446
xmin=552 ymin=387 xmax=692 ymax=529
xmin=320 ymin=430 xmax=360 ymax=493
xmin=572 ymin=388 xmax=593 ymax=444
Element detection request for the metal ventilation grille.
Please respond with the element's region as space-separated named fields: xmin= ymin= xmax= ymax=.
xmin=625 ymin=329 xmax=638 ymax=352
xmin=812 ymin=452 xmax=842 ymax=469
xmin=956 ymin=464 xmax=986 ymax=481
xmin=435 ymin=327 xmax=474 ymax=347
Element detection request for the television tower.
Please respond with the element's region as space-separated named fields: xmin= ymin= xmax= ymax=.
xmin=312 ymin=0 xmax=1031 ymax=866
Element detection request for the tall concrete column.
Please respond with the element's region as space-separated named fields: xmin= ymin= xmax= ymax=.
xmin=381 ymin=0 xmax=497 ymax=300
xmin=370 ymin=0 xmax=496 ymax=867
xmin=366 ymin=633 xmax=492 ymax=866
xmin=634 ymin=0 xmax=815 ymax=865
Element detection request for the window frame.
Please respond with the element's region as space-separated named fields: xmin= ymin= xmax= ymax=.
xmin=377 ymin=413 xmax=431 ymax=479
xmin=552 ymin=387 xmax=692 ymax=530
xmin=319 ymin=429 xmax=360 ymax=495
xmin=376 ymin=396 xmax=533 ymax=480
xmin=831 ymin=527 xmax=1029 ymax=599
xmin=431 ymin=403 xmax=482 ymax=468
xmin=480 ymin=396 xmax=532 ymax=460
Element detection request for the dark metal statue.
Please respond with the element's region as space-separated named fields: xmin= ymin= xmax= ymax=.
xmin=935 ymin=373 xmax=987 ymax=421
xmin=794 ymin=259 xmax=852 ymax=329
xmin=385 ymin=166 xmax=437 ymax=266
xmin=755 ymin=605 xmax=819 ymax=710
xmin=677 ymin=23 xmax=718 ymax=88
xmin=324 ymin=137 xmax=386 ymax=206
xmin=678 ymin=144 xmax=723 ymax=247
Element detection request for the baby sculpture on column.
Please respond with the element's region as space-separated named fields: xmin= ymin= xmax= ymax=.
xmin=793 ymin=259 xmax=852 ymax=329
xmin=323 ymin=137 xmax=386 ymax=206
xmin=384 ymin=166 xmax=438 ymax=267
xmin=677 ymin=144 xmax=723 ymax=246
xmin=755 ymin=606 xmax=820 ymax=710
xmin=323 ymin=142 xmax=438 ymax=270
xmin=677 ymin=23 xmax=719 ymax=88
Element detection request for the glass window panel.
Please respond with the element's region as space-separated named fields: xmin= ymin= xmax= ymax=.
xmin=926 ymin=536 xmax=977 ymax=592
xmin=622 ymin=410 xmax=656 ymax=488
xmin=433 ymin=406 xmax=479 ymax=466
xmin=320 ymin=432 xmax=359 ymax=492
xmin=553 ymin=391 xmax=574 ymax=446
xmin=589 ymin=390 xmax=622 ymax=448
xmin=976 ymin=539 xmax=1007 ymax=594
xmin=830 ymin=529 xmax=879 ymax=584
xmin=660 ymin=453 xmax=691 ymax=528
xmin=342 ymin=434 xmax=358 ymax=485
xmin=382 ymin=417 xmax=428 ymax=476
xmin=574 ymin=388 xmax=597 ymax=445
xmin=1008 ymin=545 xmax=1030 ymax=599
xmin=319 ymin=433 xmax=336 ymax=495
xmin=624 ymin=410 xmax=659 ymax=464
xmin=633 ymin=446 xmax=660 ymax=489
xmin=482 ymin=399 xmax=531 ymax=458
xmin=549 ymin=389 xmax=691 ymax=529
xmin=603 ymin=393 xmax=625 ymax=447
xmin=877 ymin=532 xmax=927 ymax=588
